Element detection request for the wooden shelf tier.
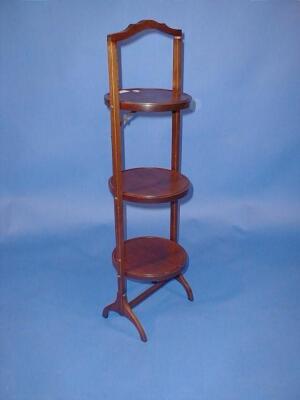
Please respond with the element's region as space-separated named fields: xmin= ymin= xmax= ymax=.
xmin=109 ymin=167 xmax=190 ymax=203
xmin=104 ymin=88 xmax=192 ymax=112
xmin=112 ymin=236 xmax=187 ymax=282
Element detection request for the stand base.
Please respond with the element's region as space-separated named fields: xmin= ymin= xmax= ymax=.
xmin=102 ymin=273 xmax=193 ymax=342
xmin=103 ymin=296 xmax=148 ymax=342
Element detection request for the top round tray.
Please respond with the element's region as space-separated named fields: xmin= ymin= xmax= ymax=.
xmin=104 ymin=88 xmax=192 ymax=112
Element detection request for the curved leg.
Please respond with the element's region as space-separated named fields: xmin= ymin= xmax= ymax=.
xmin=175 ymin=274 xmax=194 ymax=301
xmin=102 ymin=300 xmax=120 ymax=318
xmin=103 ymin=297 xmax=147 ymax=342
xmin=123 ymin=301 xmax=147 ymax=342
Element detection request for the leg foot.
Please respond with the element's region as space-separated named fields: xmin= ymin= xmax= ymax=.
xmin=102 ymin=300 xmax=120 ymax=318
xmin=123 ymin=301 xmax=147 ymax=342
xmin=102 ymin=297 xmax=147 ymax=342
xmin=176 ymin=274 xmax=194 ymax=301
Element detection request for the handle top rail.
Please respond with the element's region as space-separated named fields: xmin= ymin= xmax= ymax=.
xmin=108 ymin=20 xmax=182 ymax=42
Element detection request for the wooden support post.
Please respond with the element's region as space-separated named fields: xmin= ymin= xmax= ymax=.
xmin=107 ymin=38 xmax=126 ymax=304
xmin=170 ymin=36 xmax=183 ymax=242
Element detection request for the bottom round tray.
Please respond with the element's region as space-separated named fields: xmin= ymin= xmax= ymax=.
xmin=112 ymin=236 xmax=187 ymax=282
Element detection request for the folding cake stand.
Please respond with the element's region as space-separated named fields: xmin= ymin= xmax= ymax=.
xmin=103 ymin=20 xmax=194 ymax=342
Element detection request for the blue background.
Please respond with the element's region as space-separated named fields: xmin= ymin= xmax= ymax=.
xmin=1 ymin=1 xmax=300 ymax=399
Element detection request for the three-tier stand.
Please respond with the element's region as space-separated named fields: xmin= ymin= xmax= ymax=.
xmin=103 ymin=20 xmax=194 ymax=342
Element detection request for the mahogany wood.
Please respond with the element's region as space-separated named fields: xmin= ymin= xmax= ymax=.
xmin=102 ymin=274 xmax=194 ymax=342
xmin=109 ymin=167 xmax=190 ymax=203
xmin=176 ymin=274 xmax=194 ymax=301
xmin=103 ymin=297 xmax=147 ymax=342
xmin=112 ymin=236 xmax=187 ymax=281
xmin=107 ymin=38 xmax=126 ymax=302
xmin=170 ymin=36 xmax=183 ymax=242
xmin=108 ymin=19 xmax=182 ymax=42
xmin=104 ymin=88 xmax=191 ymax=112
xmin=103 ymin=20 xmax=194 ymax=342
xmin=129 ymin=281 xmax=168 ymax=308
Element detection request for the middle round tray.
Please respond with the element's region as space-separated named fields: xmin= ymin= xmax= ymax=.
xmin=109 ymin=167 xmax=190 ymax=203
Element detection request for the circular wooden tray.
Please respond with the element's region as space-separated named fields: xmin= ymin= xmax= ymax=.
xmin=112 ymin=236 xmax=187 ymax=281
xmin=104 ymin=88 xmax=192 ymax=112
xmin=109 ymin=167 xmax=190 ymax=203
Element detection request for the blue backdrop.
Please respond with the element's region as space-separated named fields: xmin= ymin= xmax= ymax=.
xmin=1 ymin=1 xmax=300 ymax=399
